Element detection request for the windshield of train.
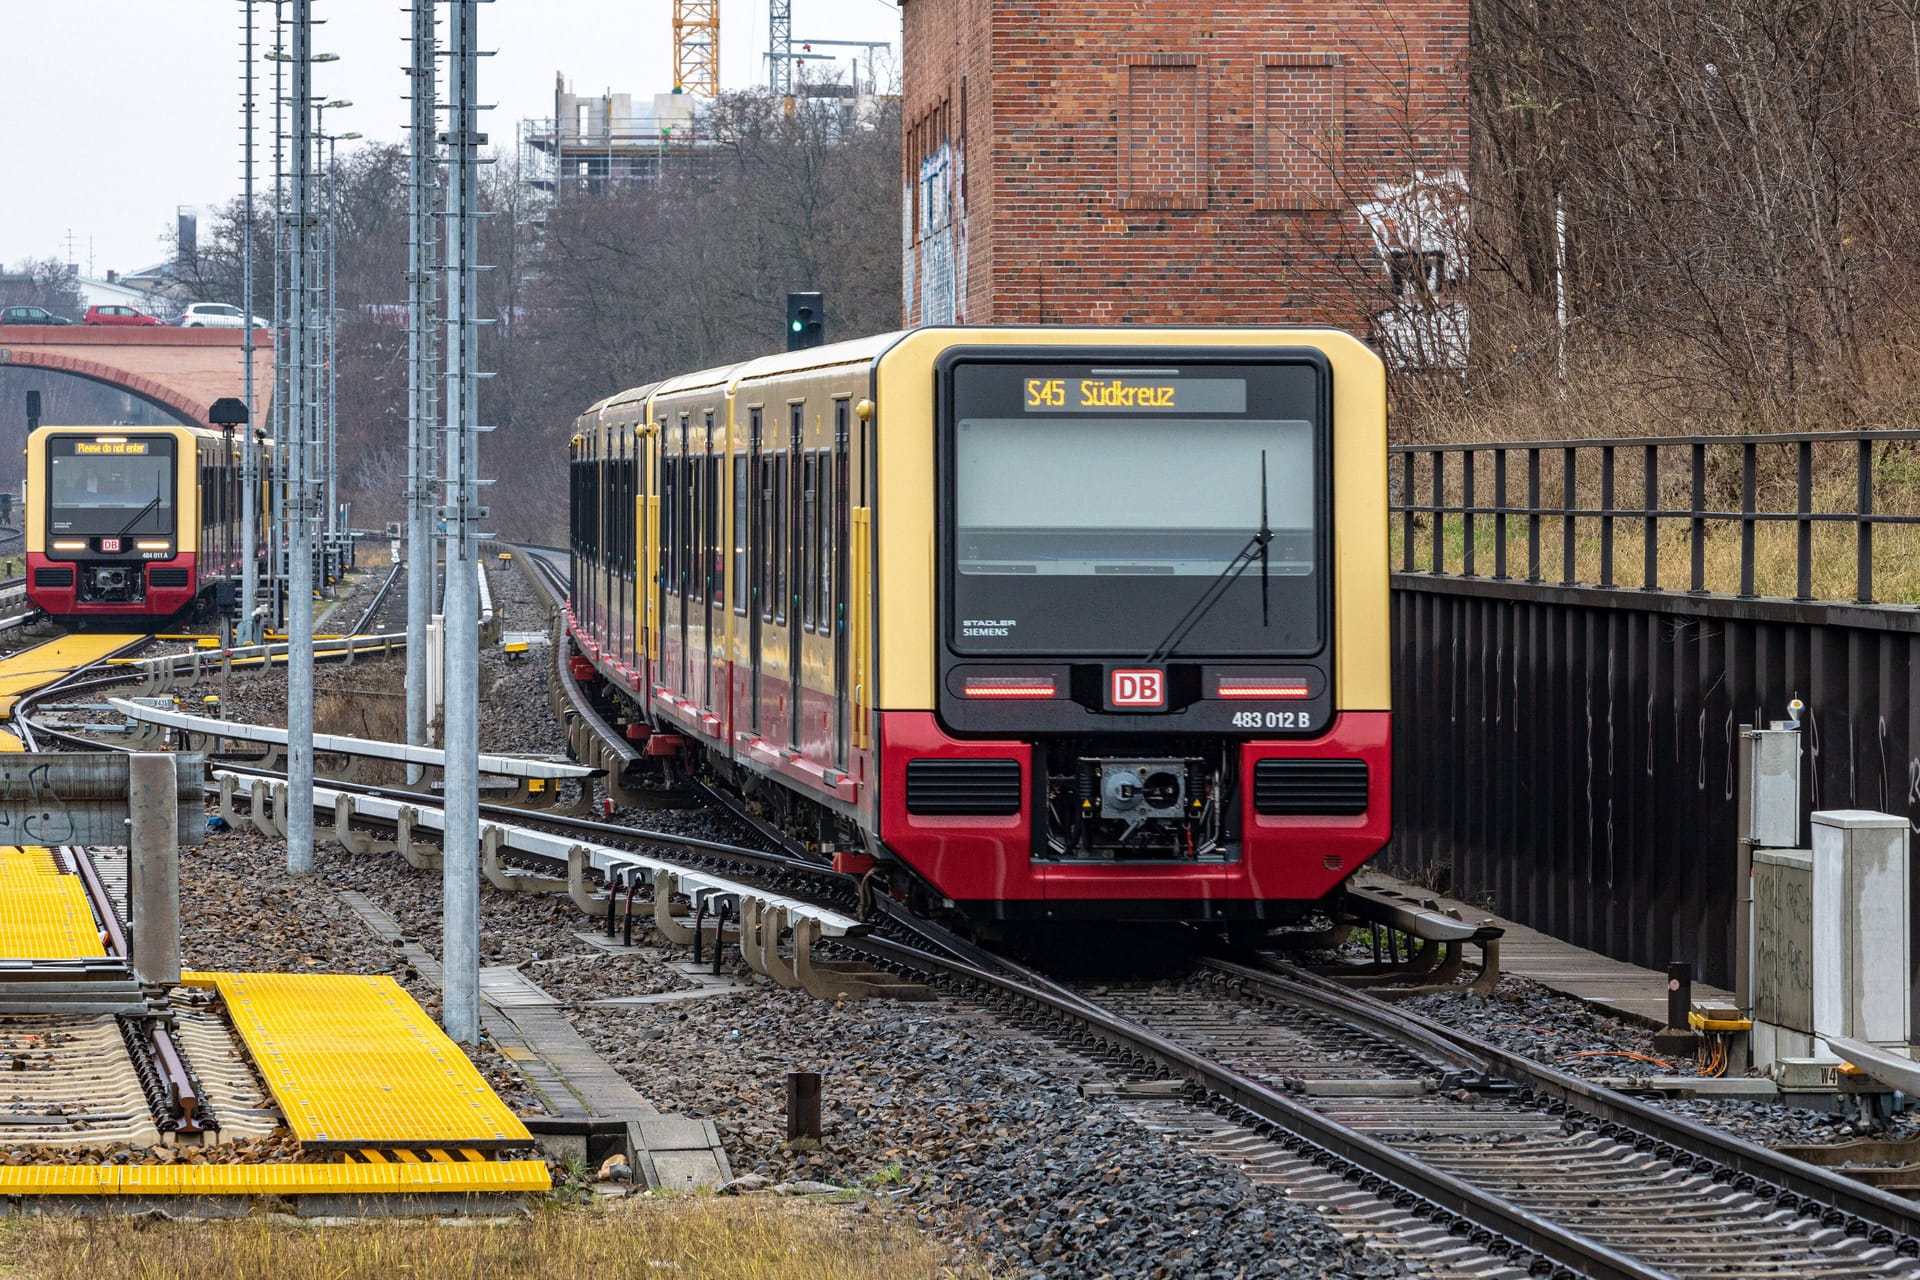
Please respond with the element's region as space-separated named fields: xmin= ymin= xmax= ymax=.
xmin=948 ymin=360 xmax=1326 ymax=656
xmin=46 ymin=435 xmax=176 ymax=537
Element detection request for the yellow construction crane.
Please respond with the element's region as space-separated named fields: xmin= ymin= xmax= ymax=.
xmin=673 ymin=0 xmax=720 ymax=98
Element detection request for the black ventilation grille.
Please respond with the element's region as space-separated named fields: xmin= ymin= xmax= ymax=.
xmin=905 ymin=758 xmax=1023 ymax=816
xmin=149 ymin=568 xmax=190 ymax=587
xmin=33 ymin=567 xmax=73 ymax=587
xmin=1253 ymin=759 xmax=1369 ymax=816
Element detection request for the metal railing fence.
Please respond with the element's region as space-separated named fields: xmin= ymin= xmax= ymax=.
xmin=1392 ymin=430 xmax=1920 ymax=604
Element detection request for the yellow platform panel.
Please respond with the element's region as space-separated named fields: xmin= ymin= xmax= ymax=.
xmin=0 ymin=846 xmax=105 ymax=959
xmin=183 ymin=971 xmax=534 ymax=1149
xmin=0 ymin=633 xmax=140 ymax=717
xmin=0 ymin=728 xmax=24 ymax=752
xmin=0 ymin=1159 xmax=550 ymax=1196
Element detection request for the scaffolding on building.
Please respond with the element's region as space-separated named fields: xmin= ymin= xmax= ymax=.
xmin=519 ymin=78 xmax=716 ymax=199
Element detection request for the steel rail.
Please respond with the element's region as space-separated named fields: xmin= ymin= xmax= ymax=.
xmin=1213 ymin=955 xmax=1920 ymax=1245
xmin=350 ymin=560 xmax=404 ymax=637
xmin=845 ymin=932 xmax=1665 ymax=1280
xmin=11 ymin=634 xmax=155 ymax=960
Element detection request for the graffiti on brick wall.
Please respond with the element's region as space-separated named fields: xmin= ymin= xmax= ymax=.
xmin=906 ymin=142 xmax=968 ymax=325
xmin=1357 ymin=170 xmax=1468 ymax=372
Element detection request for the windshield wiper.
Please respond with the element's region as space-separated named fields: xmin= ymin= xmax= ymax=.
xmin=115 ymin=479 xmax=165 ymax=539
xmin=1144 ymin=451 xmax=1272 ymax=665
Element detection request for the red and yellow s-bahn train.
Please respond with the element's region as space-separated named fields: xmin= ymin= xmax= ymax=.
xmin=567 ymin=327 xmax=1390 ymax=923
xmin=25 ymin=423 xmax=265 ymax=621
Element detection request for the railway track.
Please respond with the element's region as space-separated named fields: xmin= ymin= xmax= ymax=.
xmin=22 ymin=545 xmax=1920 ymax=1272
xmin=516 ymin=538 xmax=1920 ymax=1276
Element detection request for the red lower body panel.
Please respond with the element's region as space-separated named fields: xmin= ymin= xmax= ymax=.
xmin=26 ymin=552 xmax=199 ymax=619
xmin=877 ymin=709 xmax=1391 ymax=918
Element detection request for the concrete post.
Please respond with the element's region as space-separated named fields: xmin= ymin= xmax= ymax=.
xmin=440 ymin=0 xmax=484 ymax=1044
xmin=786 ymin=1071 xmax=821 ymax=1141
xmin=268 ymin=0 xmax=287 ymax=631
xmin=405 ymin=0 xmax=438 ymax=785
xmin=285 ymin=0 xmax=316 ymax=876
xmin=239 ymin=0 xmax=260 ymax=645
xmin=128 ymin=754 xmax=180 ymax=987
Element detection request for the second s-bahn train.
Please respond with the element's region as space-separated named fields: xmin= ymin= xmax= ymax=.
xmin=25 ymin=423 xmax=266 ymax=621
xmin=567 ymin=326 xmax=1389 ymax=922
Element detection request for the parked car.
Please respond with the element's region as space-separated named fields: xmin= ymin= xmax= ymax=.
xmin=0 ymin=305 xmax=74 ymax=325
xmin=83 ymin=305 xmax=161 ymax=327
xmin=176 ymin=302 xmax=267 ymax=329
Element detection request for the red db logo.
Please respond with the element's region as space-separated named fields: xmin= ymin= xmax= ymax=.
xmin=1110 ymin=669 xmax=1165 ymax=708
xmin=99 ymin=538 xmax=122 ymax=553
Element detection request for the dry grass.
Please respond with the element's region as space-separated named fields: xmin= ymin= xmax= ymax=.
xmin=353 ymin=542 xmax=395 ymax=569
xmin=315 ymin=665 xmax=410 ymax=786
xmin=1392 ymin=345 xmax=1920 ymax=604
xmin=0 ymin=1197 xmax=985 ymax=1280
xmin=1392 ymin=431 xmax=1920 ymax=604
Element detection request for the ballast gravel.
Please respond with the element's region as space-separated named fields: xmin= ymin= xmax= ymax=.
xmin=1399 ymin=975 xmax=1920 ymax=1148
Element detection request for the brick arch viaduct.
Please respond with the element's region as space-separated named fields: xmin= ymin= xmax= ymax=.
xmin=0 ymin=327 xmax=273 ymax=426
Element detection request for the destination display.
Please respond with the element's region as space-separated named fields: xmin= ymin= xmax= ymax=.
xmin=73 ymin=441 xmax=150 ymax=456
xmin=1023 ymin=376 xmax=1247 ymax=414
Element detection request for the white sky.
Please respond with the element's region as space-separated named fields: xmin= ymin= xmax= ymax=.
xmin=0 ymin=0 xmax=904 ymax=275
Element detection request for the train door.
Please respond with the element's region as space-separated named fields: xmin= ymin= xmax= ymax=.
xmin=832 ymin=398 xmax=851 ymax=769
xmin=744 ymin=407 xmax=762 ymax=735
xmin=786 ymin=402 xmax=804 ymax=750
xmin=599 ymin=431 xmax=613 ymax=641
xmin=612 ymin=429 xmax=626 ymax=665
xmin=677 ymin=416 xmax=692 ymax=698
xmin=581 ymin=439 xmax=595 ymax=635
xmin=653 ymin=417 xmax=672 ymax=699
xmin=637 ymin=425 xmax=652 ymax=691
xmin=850 ymin=405 xmax=872 ymax=756
xmin=624 ymin=434 xmax=637 ymax=669
xmin=702 ymin=410 xmax=719 ymax=712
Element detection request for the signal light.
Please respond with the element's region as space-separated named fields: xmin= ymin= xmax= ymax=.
xmin=786 ymin=291 xmax=824 ymax=351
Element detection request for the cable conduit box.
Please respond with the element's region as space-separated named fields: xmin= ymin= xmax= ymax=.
xmin=1742 ymin=727 xmax=1802 ymax=849
xmin=1812 ymin=810 xmax=1910 ymax=1056
xmin=1752 ymin=848 xmax=1814 ymax=1068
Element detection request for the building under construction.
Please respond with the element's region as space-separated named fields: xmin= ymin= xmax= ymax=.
xmin=519 ymin=77 xmax=717 ymax=198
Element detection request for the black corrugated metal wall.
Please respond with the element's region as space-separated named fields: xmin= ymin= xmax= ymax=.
xmin=1387 ymin=575 xmax=1920 ymax=991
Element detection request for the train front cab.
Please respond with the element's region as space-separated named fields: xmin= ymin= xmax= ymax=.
xmin=868 ymin=328 xmax=1392 ymax=921
xmin=25 ymin=424 xmax=244 ymax=619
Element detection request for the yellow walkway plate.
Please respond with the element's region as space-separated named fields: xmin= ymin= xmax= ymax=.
xmin=183 ymin=972 xmax=535 ymax=1150
xmin=0 ymin=633 xmax=140 ymax=717
xmin=0 ymin=1159 xmax=551 ymax=1195
xmin=0 ymin=728 xmax=24 ymax=752
xmin=0 ymin=846 xmax=105 ymax=960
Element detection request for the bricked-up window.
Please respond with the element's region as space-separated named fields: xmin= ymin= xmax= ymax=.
xmin=1259 ymin=53 xmax=1343 ymax=211
xmin=1122 ymin=55 xmax=1206 ymax=211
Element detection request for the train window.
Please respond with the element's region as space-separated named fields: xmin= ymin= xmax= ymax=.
xmin=732 ymin=454 xmax=747 ymax=616
xmin=759 ymin=448 xmax=775 ymax=623
xmin=772 ymin=454 xmax=788 ymax=625
xmin=801 ymin=452 xmax=818 ymax=631
xmin=660 ymin=455 xmax=676 ymax=591
xmin=687 ymin=450 xmax=702 ymax=604
xmin=585 ymin=458 xmax=597 ymax=560
xmin=620 ymin=457 xmax=633 ymax=577
xmin=705 ymin=453 xmax=720 ymax=608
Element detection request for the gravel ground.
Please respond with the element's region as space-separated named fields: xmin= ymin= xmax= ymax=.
xmin=1397 ymin=975 xmax=1919 ymax=1147
xmin=573 ymin=992 xmax=1410 ymax=1279
xmin=58 ymin=555 xmax=1871 ymax=1270
xmin=121 ymin=558 xmax=1413 ymax=1275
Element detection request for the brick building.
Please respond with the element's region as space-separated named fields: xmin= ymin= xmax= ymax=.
xmin=899 ymin=0 xmax=1467 ymax=360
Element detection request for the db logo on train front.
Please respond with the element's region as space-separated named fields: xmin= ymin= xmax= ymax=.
xmin=1110 ymin=669 xmax=1165 ymax=708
